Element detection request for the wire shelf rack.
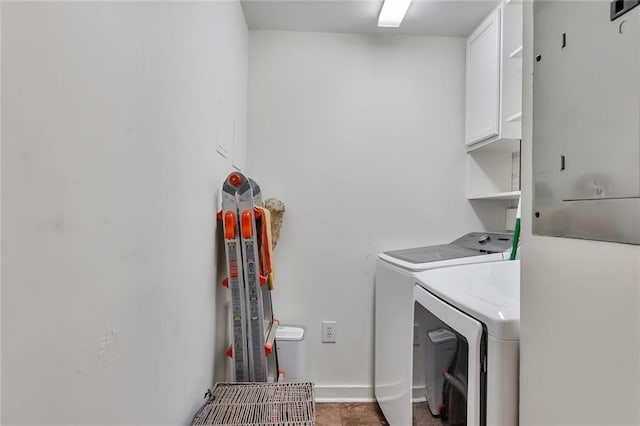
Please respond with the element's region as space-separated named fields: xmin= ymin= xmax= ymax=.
xmin=192 ymin=382 xmax=315 ymax=426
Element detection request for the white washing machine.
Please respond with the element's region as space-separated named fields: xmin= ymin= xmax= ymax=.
xmin=414 ymin=260 xmax=520 ymax=425
xmin=374 ymin=232 xmax=513 ymax=426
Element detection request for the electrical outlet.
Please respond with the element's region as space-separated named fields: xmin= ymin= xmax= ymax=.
xmin=322 ymin=321 xmax=337 ymax=343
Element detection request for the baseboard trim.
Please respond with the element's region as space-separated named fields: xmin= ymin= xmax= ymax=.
xmin=313 ymin=384 xmax=375 ymax=402
xmin=313 ymin=384 xmax=428 ymax=404
xmin=412 ymin=385 xmax=427 ymax=403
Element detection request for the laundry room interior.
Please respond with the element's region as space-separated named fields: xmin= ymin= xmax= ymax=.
xmin=2 ymin=1 xmax=640 ymax=425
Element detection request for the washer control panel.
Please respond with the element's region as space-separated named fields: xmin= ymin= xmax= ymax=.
xmin=451 ymin=232 xmax=513 ymax=253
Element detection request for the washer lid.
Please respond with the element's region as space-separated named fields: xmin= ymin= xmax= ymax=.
xmin=378 ymin=250 xmax=505 ymax=272
xmin=383 ymin=244 xmax=482 ymax=263
xmin=415 ymin=260 xmax=520 ymax=341
xmin=379 ymin=232 xmax=512 ymax=270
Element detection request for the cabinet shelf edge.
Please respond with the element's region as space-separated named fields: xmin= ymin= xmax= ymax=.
xmin=467 ymin=191 xmax=522 ymax=200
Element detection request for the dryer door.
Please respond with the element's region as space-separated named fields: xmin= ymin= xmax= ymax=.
xmin=414 ymin=285 xmax=485 ymax=425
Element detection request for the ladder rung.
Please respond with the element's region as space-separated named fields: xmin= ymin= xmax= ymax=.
xmin=263 ymin=319 xmax=279 ymax=340
xmin=264 ymin=320 xmax=278 ymax=356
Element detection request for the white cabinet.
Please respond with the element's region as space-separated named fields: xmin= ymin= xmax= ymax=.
xmin=465 ymin=0 xmax=522 ymax=148
xmin=465 ymin=8 xmax=501 ymax=146
xmin=465 ymin=0 xmax=523 ymax=202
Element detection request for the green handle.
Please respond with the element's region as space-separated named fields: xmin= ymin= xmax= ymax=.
xmin=510 ymin=218 xmax=520 ymax=261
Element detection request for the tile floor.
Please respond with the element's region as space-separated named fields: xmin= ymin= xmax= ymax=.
xmin=315 ymin=403 xmax=388 ymax=426
xmin=315 ymin=402 xmax=444 ymax=426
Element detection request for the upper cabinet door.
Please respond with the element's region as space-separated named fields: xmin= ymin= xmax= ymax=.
xmin=465 ymin=8 xmax=501 ymax=146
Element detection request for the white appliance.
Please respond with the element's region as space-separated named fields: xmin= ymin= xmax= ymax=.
xmin=414 ymin=260 xmax=520 ymax=425
xmin=374 ymin=232 xmax=513 ymax=426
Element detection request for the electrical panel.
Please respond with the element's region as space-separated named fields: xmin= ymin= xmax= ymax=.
xmin=532 ymin=0 xmax=640 ymax=244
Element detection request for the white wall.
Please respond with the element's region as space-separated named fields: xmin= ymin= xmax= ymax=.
xmin=247 ymin=31 xmax=500 ymax=399
xmin=520 ymin=3 xmax=640 ymax=424
xmin=1 ymin=3 xmax=247 ymax=424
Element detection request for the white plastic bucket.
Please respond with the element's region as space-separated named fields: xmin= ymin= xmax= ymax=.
xmin=275 ymin=325 xmax=306 ymax=382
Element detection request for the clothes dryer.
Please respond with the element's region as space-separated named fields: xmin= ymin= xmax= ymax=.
xmin=414 ymin=260 xmax=520 ymax=425
xmin=374 ymin=233 xmax=512 ymax=426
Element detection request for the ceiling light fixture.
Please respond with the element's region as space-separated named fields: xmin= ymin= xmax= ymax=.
xmin=377 ymin=0 xmax=413 ymax=28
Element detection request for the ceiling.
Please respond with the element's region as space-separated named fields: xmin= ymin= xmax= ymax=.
xmin=241 ymin=0 xmax=501 ymax=37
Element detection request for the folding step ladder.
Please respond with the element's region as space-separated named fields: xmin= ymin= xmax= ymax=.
xmin=219 ymin=172 xmax=279 ymax=382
